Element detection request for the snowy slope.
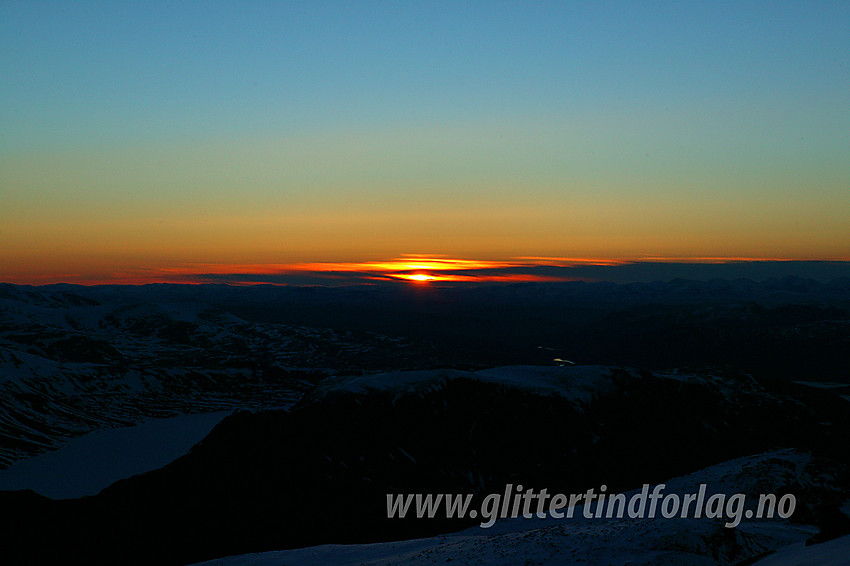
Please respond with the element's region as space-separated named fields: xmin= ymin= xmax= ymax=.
xmin=752 ymin=535 xmax=850 ymax=566
xmin=192 ymin=450 xmax=837 ymax=566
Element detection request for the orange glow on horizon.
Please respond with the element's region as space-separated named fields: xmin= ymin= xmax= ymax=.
xmin=143 ymin=255 xmax=607 ymax=284
xmin=3 ymin=254 xmax=849 ymax=286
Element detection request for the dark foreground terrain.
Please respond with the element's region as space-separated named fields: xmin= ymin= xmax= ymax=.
xmin=1 ymin=280 xmax=849 ymax=564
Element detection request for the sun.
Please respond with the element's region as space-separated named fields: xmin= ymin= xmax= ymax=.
xmin=406 ymin=273 xmax=436 ymax=282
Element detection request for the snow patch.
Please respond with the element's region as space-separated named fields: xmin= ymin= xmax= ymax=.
xmin=792 ymin=381 xmax=850 ymax=390
xmin=751 ymin=534 xmax=850 ymax=565
xmin=317 ymin=365 xmax=631 ymax=405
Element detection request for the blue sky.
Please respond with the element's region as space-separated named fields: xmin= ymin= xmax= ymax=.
xmin=4 ymin=1 xmax=847 ymax=149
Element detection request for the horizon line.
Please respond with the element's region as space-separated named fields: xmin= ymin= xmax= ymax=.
xmin=4 ymin=256 xmax=850 ymax=287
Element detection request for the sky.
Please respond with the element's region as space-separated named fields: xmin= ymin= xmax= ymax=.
xmin=2 ymin=1 xmax=849 ymax=285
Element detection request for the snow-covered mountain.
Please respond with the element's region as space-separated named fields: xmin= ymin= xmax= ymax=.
xmin=0 ymin=284 xmax=423 ymax=466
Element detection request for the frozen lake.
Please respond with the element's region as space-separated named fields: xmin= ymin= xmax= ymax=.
xmin=0 ymin=410 xmax=232 ymax=499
